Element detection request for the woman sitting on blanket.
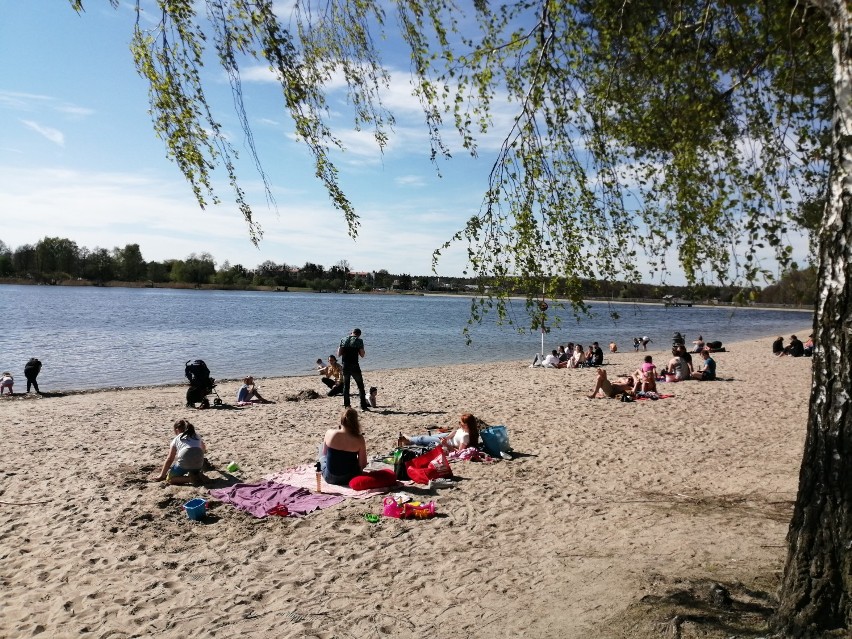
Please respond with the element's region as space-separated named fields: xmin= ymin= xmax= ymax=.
xmin=398 ymin=413 xmax=479 ymax=451
xmin=319 ymin=408 xmax=368 ymax=486
xmin=151 ymin=419 xmax=209 ymax=485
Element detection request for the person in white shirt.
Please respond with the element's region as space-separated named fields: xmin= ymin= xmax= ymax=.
xmin=542 ymin=350 xmax=561 ymax=368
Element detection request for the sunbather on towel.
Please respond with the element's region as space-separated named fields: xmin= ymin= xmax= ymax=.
xmin=319 ymin=408 xmax=368 ymax=486
xmin=588 ymin=368 xmax=634 ymax=399
xmin=633 ymin=355 xmax=658 ymax=393
xmin=151 ymin=419 xmax=209 ymax=485
xmin=399 ymin=413 xmax=480 ymax=451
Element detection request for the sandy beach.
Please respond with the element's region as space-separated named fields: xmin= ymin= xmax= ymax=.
xmin=0 ymin=330 xmax=814 ymax=638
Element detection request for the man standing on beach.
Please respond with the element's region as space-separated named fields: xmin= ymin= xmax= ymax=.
xmin=338 ymin=328 xmax=369 ymax=411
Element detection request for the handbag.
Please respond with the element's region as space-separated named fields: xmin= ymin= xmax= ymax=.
xmin=479 ymin=424 xmax=510 ymax=457
xmin=405 ymin=445 xmax=453 ymax=484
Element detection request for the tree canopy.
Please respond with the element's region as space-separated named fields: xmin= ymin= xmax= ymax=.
xmin=71 ymin=0 xmax=829 ymax=328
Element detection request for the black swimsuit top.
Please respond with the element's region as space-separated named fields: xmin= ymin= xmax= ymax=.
xmin=324 ymin=446 xmax=362 ymax=485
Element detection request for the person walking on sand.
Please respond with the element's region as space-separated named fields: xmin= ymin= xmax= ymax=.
xmin=338 ymin=327 xmax=369 ymax=411
xmin=24 ymin=357 xmax=42 ymax=394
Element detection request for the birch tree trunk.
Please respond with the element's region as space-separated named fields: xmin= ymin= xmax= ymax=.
xmin=775 ymin=1 xmax=852 ymax=635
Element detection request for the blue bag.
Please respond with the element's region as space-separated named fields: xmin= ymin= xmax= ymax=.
xmin=480 ymin=424 xmax=510 ymax=457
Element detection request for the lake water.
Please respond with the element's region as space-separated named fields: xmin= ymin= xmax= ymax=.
xmin=0 ymin=285 xmax=811 ymax=391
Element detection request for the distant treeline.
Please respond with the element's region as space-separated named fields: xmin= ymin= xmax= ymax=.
xmin=0 ymin=236 xmax=815 ymax=305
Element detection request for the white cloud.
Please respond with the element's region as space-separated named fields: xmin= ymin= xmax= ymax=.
xmin=0 ymin=91 xmax=95 ymax=121
xmin=0 ymin=90 xmax=53 ymax=110
xmin=395 ymin=175 xmax=426 ymax=187
xmin=20 ymin=120 xmax=65 ymax=146
xmin=54 ymin=105 xmax=96 ymax=118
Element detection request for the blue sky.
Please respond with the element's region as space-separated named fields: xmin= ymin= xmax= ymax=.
xmin=0 ymin=1 xmax=497 ymax=277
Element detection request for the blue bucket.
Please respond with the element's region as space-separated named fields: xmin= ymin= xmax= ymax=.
xmin=183 ymin=498 xmax=207 ymax=521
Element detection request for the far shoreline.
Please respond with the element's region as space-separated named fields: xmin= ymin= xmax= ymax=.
xmin=0 ymin=278 xmax=813 ymax=312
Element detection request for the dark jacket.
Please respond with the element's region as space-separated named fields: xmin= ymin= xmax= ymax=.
xmin=24 ymin=358 xmax=42 ymax=378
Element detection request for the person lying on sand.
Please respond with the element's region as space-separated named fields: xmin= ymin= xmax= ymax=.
xmin=587 ymin=368 xmax=634 ymax=399
xmin=151 ymin=419 xmax=210 ymax=485
xmin=398 ymin=413 xmax=479 ymax=451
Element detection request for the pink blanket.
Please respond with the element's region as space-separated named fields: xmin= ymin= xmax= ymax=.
xmin=265 ymin=464 xmax=391 ymax=500
xmin=209 ymin=481 xmax=344 ymax=517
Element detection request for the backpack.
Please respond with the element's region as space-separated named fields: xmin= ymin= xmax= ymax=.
xmin=393 ymin=447 xmax=424 ymax=481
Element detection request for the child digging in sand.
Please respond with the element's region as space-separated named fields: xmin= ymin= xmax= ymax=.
xmin=0 ymin=372 xmax=13 ymax=395
xmin=151 ymin=419 xmax=209 ymax=485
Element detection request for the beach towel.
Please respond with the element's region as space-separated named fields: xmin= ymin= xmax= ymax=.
xmin=448 ymin=447 xmax=494 ymax=462
xmin=635 ymin=393 xmax=675 ymax=401
xmin=265 ymin=464 xmax=391 ymax=500
xmin=209 ymin=481 xmax=344 ymax=517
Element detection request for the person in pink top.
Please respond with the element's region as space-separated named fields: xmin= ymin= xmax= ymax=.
xmin=634 ymin=355 xmax=658 ymax=393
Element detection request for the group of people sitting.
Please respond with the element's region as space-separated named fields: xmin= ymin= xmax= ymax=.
xmin=151 ymin=408 xmax=481 ymax=489
xmin=317 ymin=410 xmax=479 ymax=486
xmin=773 ymin=334 xmax=813 ymax=357
xmin=534 ymin=342 xmax=605 ymax=368
xmin=587 ymin=348 xmax=717 ymax=399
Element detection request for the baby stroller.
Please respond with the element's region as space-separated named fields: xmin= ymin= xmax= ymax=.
xmin=184 ymin=359 xmax=222 ymax=408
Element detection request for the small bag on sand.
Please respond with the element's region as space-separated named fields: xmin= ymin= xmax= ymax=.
xmin=479 ymin=424 xmax=511 ymax=458
xmin=393 ymin=447 xmax=422 ymax=481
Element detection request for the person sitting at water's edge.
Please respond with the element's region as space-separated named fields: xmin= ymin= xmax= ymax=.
xmin=151 ymin=419 xmax=210 ymax=485
xmin=399 ymin=413 xmax=479 ymax=451
xmin=237 ymin=376 xmax=271 ymax=403
xmin=319 ymin=354 xmax=343 ymax=396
